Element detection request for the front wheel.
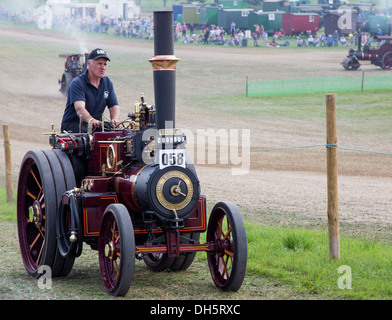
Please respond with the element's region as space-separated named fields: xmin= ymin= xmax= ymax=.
xmin=98 ymin=204 xmax=135 ymax=297
xmin=342 ymin=57 xmax=360 ymax=70
xmin=207 ymin=201 xmax=247 ymax=292
xmin=60 ymin=73 xmax=72 ymax=95
xmin=143 ymin=233 xmax=200 ymax=272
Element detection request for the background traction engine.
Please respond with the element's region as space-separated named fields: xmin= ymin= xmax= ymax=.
xmin=58 ymin=53 xmax=89 ymax=96
xmin=17 ymin=11 xmax=247 ymax=297
xmin=342 ymin=35 xmax=392 ymax=70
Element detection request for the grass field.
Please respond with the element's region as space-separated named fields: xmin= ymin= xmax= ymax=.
xmin=1 ymin=90 xmax=392 ymax=300
xmin=2 ymin=188 xmax=392 ymax=300
xmin=247 ymin=75 xmax=392 ymax=97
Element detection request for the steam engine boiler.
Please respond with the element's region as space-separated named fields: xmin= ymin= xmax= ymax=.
xmin=17 ymin=11 xmax=247 ymax=297
xmin=342 ymin=35 xmax=392 ymax=70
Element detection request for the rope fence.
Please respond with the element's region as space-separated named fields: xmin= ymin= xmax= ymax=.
xmin=191 ymin=143 xmax=392 ymax=159
xmin=246 ymin=74 xmax=392 ymax=97
xmin=194 ymin=93 xmax=390 ymax=260
xmin=249 ymin=144 xmax=392 ymax=156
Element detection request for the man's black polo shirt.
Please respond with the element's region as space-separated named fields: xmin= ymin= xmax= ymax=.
xmin=61 ymin=70 xmax=118 ymax=133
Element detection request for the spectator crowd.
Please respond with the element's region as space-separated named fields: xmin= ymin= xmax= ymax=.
xmin=0 ymin=6 xmax=379 ymax=49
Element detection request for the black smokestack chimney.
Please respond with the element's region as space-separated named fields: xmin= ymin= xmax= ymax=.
xmin=149 ymin=11 xmax=179 ymax=131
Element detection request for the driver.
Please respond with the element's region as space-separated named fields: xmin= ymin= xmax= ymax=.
xmin=61 ymin=48 xmax=120 ymax=133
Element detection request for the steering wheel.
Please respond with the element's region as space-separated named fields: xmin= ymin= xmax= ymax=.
xmin=114 ymin=119 xmax=135 ymax=129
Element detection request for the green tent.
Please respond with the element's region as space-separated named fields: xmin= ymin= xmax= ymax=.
xmin=218 ymin=8 xmax=255 ymax=29
xmin=200 ymin=5 xmax=220 ymax=25
xmin=183 ymin=5 xmax=201 ymax=25
xmin=248 ymin=11 xmax=285 ymax=34
xmin=218 ymin=0 xmax=249 ymax=9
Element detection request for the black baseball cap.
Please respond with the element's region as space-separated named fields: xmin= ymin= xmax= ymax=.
xmin=88 ymin=48 xmax=110 ymax=61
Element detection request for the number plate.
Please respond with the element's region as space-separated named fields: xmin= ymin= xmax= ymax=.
xmin=159 ymin=149 xmax=186 ymax=169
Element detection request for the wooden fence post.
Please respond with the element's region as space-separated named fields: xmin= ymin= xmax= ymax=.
xmin=326 ymin=94 xmax=340 ymax=259
xmin=2 ymin=125 xmax=14 ymax=202
xmin=246 ymin=75 xmax=248 ymax=97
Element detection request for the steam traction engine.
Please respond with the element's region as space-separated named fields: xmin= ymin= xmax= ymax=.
xmin=17 ymin=11 xmax=247 ymax=297
xmin=58 ymin=53 xmax=89 ymax=95
xmin=342 ymin=35 xmax=392 ymax=70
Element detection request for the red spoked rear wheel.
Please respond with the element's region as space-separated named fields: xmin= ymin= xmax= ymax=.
xmin=98 ymin=204 xmax=135 ymax=297
xmin=17 ymin=150 xmax=76 ymax=278
xmin=207 ymin=201 xmax=247 ymax=291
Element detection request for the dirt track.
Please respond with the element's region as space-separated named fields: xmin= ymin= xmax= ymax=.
xmin=0 ymin=25 xmax=391 ymax=239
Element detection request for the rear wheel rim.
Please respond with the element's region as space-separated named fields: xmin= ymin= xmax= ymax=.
xmin=17 ymin=153 xmax=54 ymax=276
xmin=17 ymin=150 xmax=76 ymax=277
xmin=20 ymin=164 xmax=46 ymax=272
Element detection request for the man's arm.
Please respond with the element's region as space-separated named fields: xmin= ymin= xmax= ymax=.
xmin=74 ymin=100 xmax=101 ymax=128
xmin=109 ymin=105 xmax=120 ymax=127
